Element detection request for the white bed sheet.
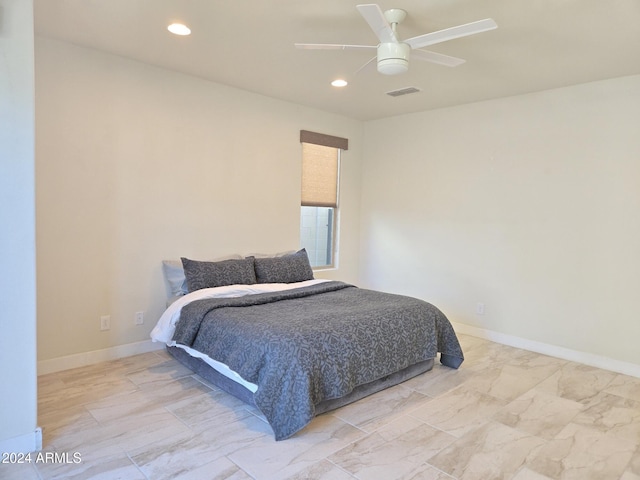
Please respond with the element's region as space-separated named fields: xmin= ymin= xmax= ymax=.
xmin=151 ymin=279 xmax=331 ymax=392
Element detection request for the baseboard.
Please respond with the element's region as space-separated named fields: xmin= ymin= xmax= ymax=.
xmin=453 ymin=322 xmax=640 ymax=378
xmin=38 ymin=340 xmax=165 ymax=376
xmin=0 ymin=427 xmax=42 ymax=454
xmin=37 ymin=324 xmax=640 ymax=378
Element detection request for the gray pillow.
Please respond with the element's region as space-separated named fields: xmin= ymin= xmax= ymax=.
xmin=181 ymin=257 xmax=257 ymax=292
xmin=252 ymin=249 xmax=314 ymax=284
xmin=163 ymin=254 xmax=242 ymax=297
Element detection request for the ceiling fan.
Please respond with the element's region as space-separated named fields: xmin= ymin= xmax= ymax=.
xmin=295 ymin=4 xmax=497 ymax=75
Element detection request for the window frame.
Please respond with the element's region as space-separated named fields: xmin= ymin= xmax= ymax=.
xmin=299 ymin=130 xmax=348 ymax=269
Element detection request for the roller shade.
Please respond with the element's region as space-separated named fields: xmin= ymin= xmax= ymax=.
xmin=301 ymin=143 xmax=339 ymax=207
xmin=300 ymin=130 xmax=347 ymax=208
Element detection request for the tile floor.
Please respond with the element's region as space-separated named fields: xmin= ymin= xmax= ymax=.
xmin=3 ymin=334 xmax=640 ymax=479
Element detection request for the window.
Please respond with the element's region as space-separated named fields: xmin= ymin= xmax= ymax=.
xmin=299 ymin=130 xmax=348 ymax=268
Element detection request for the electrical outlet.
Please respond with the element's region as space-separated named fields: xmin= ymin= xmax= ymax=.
xmin=100 ymin=315 xmax=111 ymax=331
xmin=135 ymin=311 xmax=144 ymax=325
xmin=476 ymin=303 xmax=485 ymax=315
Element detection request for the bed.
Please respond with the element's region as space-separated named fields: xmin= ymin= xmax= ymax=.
xmin=151 ymin=250 xmax=464 ymax=440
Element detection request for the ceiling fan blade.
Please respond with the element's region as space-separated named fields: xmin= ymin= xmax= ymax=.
xmin=295 ymin=43 xmax=376 ymax=51
xmin=412 ymin=49 xmax=466 ymax=67
xmin=355 ymin=55 xmax=377 ymax=75
xmin=405 ymin=18 xmax=497 ymax=50
xmin=356 ymin=4 xmax=398 ymax=44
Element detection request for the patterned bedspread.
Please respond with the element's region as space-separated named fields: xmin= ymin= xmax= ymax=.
xmin=172 ymin=281 xmax=464 ymax=440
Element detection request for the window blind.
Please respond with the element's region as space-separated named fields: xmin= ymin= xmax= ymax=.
xmin=300 ymin=130 xmax=348 ymax=208
xmin=301 ymin=143 xmax=339 ymax=207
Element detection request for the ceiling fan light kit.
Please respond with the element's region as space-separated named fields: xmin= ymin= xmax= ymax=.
xmin=377 ymin=42 xmax=410 ymax=75
xmin=295 ymin=3 xmax=497 ymax=76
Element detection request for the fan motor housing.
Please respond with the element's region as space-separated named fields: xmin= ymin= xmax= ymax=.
xmin=377 ymin=42 xmax=410 ymax=75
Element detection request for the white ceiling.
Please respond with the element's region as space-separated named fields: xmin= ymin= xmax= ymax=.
xmin=34 ymin=0 xmax=640 ymax=121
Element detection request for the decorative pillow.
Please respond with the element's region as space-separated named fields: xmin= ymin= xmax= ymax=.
xmin=181 ymin=257 xmax=257 ymax=292
xmin=252 ymin=248 xmax=314 ymax=284
xmin=162 ymin=254 xmax=242 ymax=297
xmin=162 ymin=260 xmax=189 ymax=297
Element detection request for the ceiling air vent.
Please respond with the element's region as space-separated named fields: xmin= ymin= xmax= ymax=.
xmin=386 ymin=86 xmax=421 ymax=97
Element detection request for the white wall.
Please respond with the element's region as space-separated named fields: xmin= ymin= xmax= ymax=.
xmin=35 ymin=38 xmax=362 ymax=364
xmin=360 ymin=75 xmax=640 ymax=368
xmin=34 ymin=32 xmax=640 ymax=376
xmin=0 ymin=0 xmax=39 ymax=452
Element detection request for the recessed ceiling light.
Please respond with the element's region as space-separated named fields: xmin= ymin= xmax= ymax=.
xmin=167 ymin=23 xmax=191 ymax=36
xmin=331 ymin=79 xmax=348 ymax=87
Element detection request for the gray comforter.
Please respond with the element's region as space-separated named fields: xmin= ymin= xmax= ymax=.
xmin=172 ymin=281 xmax=464 ymax=440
